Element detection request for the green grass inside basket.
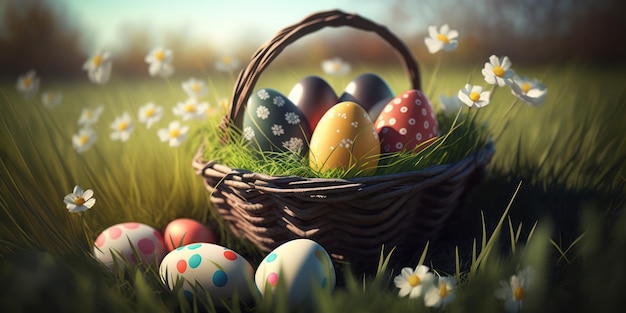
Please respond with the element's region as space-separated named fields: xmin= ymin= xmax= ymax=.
xmin=201 ymin=108 xmax=490 ymax=178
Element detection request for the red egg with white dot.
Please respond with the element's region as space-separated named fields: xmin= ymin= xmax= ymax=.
xmin=374 ymin=89 xmax=439 ymax=153
xmin=93 ymin=222 xmax=167 ymax=269
xmin=159 ymin=243 xmax=254 ymax=305
xmin=163 ymin=218 xmax=217 ymax=251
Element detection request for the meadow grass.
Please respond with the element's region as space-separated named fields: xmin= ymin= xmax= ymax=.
xmin=0 ymin=62 xmax=625 ymax=312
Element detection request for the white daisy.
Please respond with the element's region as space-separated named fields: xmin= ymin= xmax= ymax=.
xmin=393 ymin=265 xmax=435 ymax=299
xmin=181 ymin=78 xmax=208 ymax=98
xmin=110 ymin=112 xmax=134 ymax=142
xmin=510 ymin=76 xmax=547 ymax=106
xmin=16 ymin=70 xmax=40 ymax=98
xmin=214 ymin=55 xmax=241 ymax=72
xmin=145 ymin=47 xmax=174 ymax=78
xmin=173 ymin=98 xmax=209 ymax=121
xmin=157 ymin=121 xmax=189 ymax=147
xmin=41 ymin=91 xmax=62 ymax=110
xmin=424 ymin=24 xmax=459 ymax=54
xmin=72 ymin=127 xmax=97 ymax=153
xmin=482 ymin=55 xmax=515 ymax=87
xmin=63 ymin=185 xmax=96 ymax=213
xmin=458 ymin=84 xmax=490 ymax=108
xmin=424 ymin=276 xmax=457 ymax=308
xmin=495 ymin=266 xmax=534 ymax=313
xmin=138 ymin=102 xmax=163 ymax=129
xmin=78 ymin=106 xmax=104 ymax=126
xmin=321 ymin=57 xmax=351 ymax=76
xmin=83 ymin=50 xmax=113 ymax=85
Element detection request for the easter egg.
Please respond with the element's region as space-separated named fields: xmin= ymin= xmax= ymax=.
xmin=94 ymin=222 xmax=167 ymax=269
xmin=288 ymin=75 xmax=338 ymax=131
xmin=375 ymin=89 xmax=439 ymax=153
xmin=163 ymin=218 xmax=217 ymax=251
xmin=159 ymin=243 xmax=254 ymax=304
xmin=255 ymin=239 xmax=335 ymax=308
xmin=242 ymin=88 xmax=311 ymax=156
xmin=309 ymin=101 xmax=380 ymax=176
xmin=338 ymin=73 xmax=395 ymax=121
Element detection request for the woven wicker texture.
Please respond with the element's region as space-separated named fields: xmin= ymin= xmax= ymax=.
xmin=194 ymin=10 xmax=495 ymax=272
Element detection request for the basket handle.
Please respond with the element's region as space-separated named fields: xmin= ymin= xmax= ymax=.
xmin=221 ymin=9 xmax=421 ymax=138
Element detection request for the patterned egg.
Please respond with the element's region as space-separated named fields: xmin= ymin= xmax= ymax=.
xmin=163 ymin=218 xmax=217 ymax=251
xmin=309 ymin=101 xmax=380 ymax=176
xmin=159 ymin=243 xmax=254 ymax=304
xmin=375 ymin=89 xmax=439 ymax=153
xmin=338 ymin=73 xmax=395 ymax=121
xmin=255 ymin=239 xmax=335 ymax=308
xmin=94 ymin=222 xmax=167 ymax=269
xmin=242 ymin=88 xmax=312 ymax=156
xmin=288 ymin=75 xmax=338 ymax=131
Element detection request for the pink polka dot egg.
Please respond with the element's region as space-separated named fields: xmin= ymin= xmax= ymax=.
xmin=255 ymin=239 xmax=335 ymax=308
xmin=159 ymin=243 xmax=254 ymax=304
xmin=93 ymin=222 xmax=167 ymax=269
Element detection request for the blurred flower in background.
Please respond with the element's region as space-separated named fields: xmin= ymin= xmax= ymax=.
xmin=495 ymin=266 xmax=535 ymax=313
xmin=439 ymin=93 xmax=463 ymax=115
xmin=145 ymin=47 xmax=174 ymax=78
xmin=78 ymin=106 xmax=104 ymax=126
xmin=510 ymin=76 xmax=547 ymax=106
xmin=424 ymin=24 xmax=459 ymax=54
xmin=83 ymin=50 xmax=112 ymax=85
xmin=16 ymin=70 xmax=40 ymax=99
xmin=182 ymin=77 xmax=209 ymax=98
xmin=40 ymin=91 xmax=62 ymax=110
xmin=214 ymin=55 xmax=241 ymax=73
xmin=109 ymin=112 xmax=134 ymax=142
xmin=424 ymin=275 xmax=457 ymax=308
xmin=158 ymin=121 xmax=189 ymax=147
xmin=138 ymin=102 xmax=163 ymax=129
xmin=321 ymin=57 xmax=351 ymax=76
xmin=173 ymin=98 xmax=209 ymax=121
xmin=72 ymin=127 xmax=97 ymax=153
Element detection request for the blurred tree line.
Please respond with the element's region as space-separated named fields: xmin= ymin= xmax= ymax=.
xmin=1 ymin=0 xmax=624 ymax=80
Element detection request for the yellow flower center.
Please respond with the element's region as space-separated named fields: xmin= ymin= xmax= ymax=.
xmin=145 ymin=108 xmax=155 ymax=117
xmin=24 ymin=76 xmax=33 ymax=87
xmin=85 ymin=110 xmax=92 ymax=118
xmin=185 ymin=104 xmax=196 ymax=113
xmin=74 ymin=197 xmax=86 ymax=206
xmin=513 ymin=286 xmax=525 ymax=301
xmin=155 ymin=50 xmax=165 ymax=61
xmin=439 ymin=284 xmax=449 ymax=298
xmin=79 ymin=135 xmax=89 ymax=145
xmin=191 ymin=83 xmax=201 ymax=92
xmin=521 ymin=83 xmax=531 ymax=94
xmin=169 ymin=128 xmax=180 ymax=138
xmin=469 ymin=91 xmax=481 ymax=102
xmin=493 ymin=65 xmax=505 ymax=77
xmin=93 ymin=55 xmax=103 ymax=67
xmin=408 ymin=275 xmax=421 ymax=287
xmin=222 ymin=56 xmax=231 ymax=64
xmin=437 ymin=33 xmax=450 ymax=44
xmin=117 ymin=121 xmax=129 ymax=131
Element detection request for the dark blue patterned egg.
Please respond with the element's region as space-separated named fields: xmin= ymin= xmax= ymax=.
xmin=242 ymin=88 xmax=312 ymax=156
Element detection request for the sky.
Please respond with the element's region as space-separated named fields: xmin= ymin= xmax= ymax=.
xmin=51 ymin=0 xmax=435 ymax=53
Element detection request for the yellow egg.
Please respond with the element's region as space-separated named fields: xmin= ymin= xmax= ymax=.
xmin=309 ymin=101 xmax=380 ymax=176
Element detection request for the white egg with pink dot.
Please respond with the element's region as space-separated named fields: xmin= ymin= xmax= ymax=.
xmin=159 ymin=243 xmax=254 ymax=305
xmin=93 ymin=222 xmax=167 ymax=268
xmin=255 ymin=239 xmax=335 ymax=308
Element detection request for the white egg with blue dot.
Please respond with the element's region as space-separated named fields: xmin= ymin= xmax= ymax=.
xmin=159 ymin=243 xmax=254 ymax=305
xmin=255 ymin=239 xmax=336 ymax=307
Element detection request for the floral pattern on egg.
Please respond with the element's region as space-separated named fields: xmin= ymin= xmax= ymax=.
xmin=242 ymin=88 xmax=312 ymax=156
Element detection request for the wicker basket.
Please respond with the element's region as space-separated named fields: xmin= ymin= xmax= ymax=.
xmin=193 ymin=10 xmax=495 ymax=273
